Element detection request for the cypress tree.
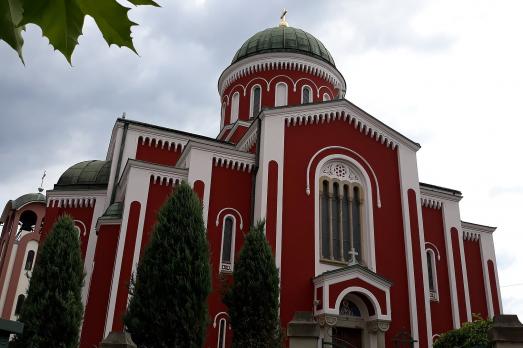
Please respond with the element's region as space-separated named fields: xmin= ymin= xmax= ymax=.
xmin=124 ymin=181 xmax=211 ymax=348
xmin=226 ymin=221 xmax=281 ymax=348
xmin=12 ymin=215 xmax=84 ymax=348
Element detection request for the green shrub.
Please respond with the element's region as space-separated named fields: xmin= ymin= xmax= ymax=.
xmin=434 ymin=318 xmax=492 ymax=348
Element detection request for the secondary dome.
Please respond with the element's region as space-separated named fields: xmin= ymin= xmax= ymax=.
xmin=55 ymin=160 xmax=111 ymax=190
xmin=231 ymin=26 xmax=335 ymax=66
xmin=12 ymin=193 xmax=46 ymax=210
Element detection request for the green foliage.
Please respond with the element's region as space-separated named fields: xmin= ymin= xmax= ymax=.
xmin=434 ymin=318 xmax=493 ymax=348
xmin=11 ymin=215 xmax=84 ymax=348
xmin=0 ymin=0 xmax=159 ymax=64
xmin=124 ymin=181 xmax=211 ymax=348
xmin=225 ymin=221 xmax=281 ymax=348
xmin=0 ymin=0 xmax=24 ymax=62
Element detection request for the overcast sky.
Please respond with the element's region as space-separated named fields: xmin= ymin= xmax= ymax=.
xmin=1 ymin=0 xmax=522 ymax=319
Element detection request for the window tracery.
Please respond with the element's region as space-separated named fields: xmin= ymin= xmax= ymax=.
xmin=319 ymin=160 xmax=365 ymax=265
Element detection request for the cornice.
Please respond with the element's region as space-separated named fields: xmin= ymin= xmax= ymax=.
xmin=177 ymin=140 xmax=253 ymax=170
xmin=461 ymin=221 xmax=496 ymax=237
xmin=218 ymin=52 xmax=347 ymax=97
xmin=260 ymin=99 xmax=420 ymax=152
xmin=313 ymin=264 xmax=392 ymax=289
xmin=420 ymin=184 xmax=463 ymax=204
xmin=46 ymin=190 xmax=107 ymax=208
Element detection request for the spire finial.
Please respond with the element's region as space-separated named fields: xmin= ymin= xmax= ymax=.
xmin=279 ymin=9 xmax=288 ymax=27
xmin=38 ymin=170 xmax=46 ymax=193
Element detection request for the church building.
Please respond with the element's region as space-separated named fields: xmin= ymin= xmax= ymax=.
xmin=0 ymin=15 xmax=502 ymax=348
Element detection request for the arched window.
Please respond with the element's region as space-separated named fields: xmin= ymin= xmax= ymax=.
xmin=217 ymin=318 xmax=226 ymax=348
xmin=275 ymin=82 xmax=288 ymax=107
xmin=220 ymin=216 xmax=235 ymax=273
xmin=319 ymin=161 xmax=365 ymax=264
xmin=231 ymin=92 xmax=240 ymax=123
xmin=427 ymin=249 xmax=439 ymax=301
xmin=24 ymin=250 xmax=35 ymax=271
xmin=15 ymin=294 xmax=25 ymax=315
xmin=220 ymin=102 xmax=226 ymax=129
xmin=302 ymin=85 xmax=312 ymax=104
xmin=250 ymin=85 xmax=262 ymax=118
xmin=323 ymin=93 xmax=331 ymax=101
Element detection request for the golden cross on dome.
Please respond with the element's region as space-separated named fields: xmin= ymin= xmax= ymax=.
xmin=279 ymin=9 xmax=289 ymax=27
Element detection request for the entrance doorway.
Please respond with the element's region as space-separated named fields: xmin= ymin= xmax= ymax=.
xmin=332 ymin=327 xmax=362 ymax=348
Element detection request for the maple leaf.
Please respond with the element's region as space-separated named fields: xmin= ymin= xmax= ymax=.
xmin=20 ymin=0 xmax=85 ymax=63
xmin=0 ymin=0 xmax=25 ymax=62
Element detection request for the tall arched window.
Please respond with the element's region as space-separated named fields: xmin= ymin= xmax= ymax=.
xmin=319 ymin=161 xmax=365 ymax=264
xmin=323 ymin=93 xmax=331 ymax=101
xmin=427 ymin=249 xmax=438 ymax=301
xmin=231 ymin=92 xmax=240 ymax=123
xmin=250 ymin=85 xmax=262 ymax=118
xmin=220 ymin=216 xmax=236 ymax=273
xmin=275 ymin=82 xmax=288 ymax=107
xmin=220 ymin=102 xmax=226 ymax=129
xmin=302 ymin=85 xmax=312 ymax=104
xmin=24 ymin=250 xmax=35 ymax=271
xmin=15 ymin=294 xmax=25 ymax=315
xmin=217 ymin=318 xmax=227 ymax=348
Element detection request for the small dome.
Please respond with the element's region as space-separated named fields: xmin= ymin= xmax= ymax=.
xmin=12 ymin=193 xmax=46 ymax=210
xmin=231 ymin=26 xmax=335 ymax=66
xmin=55 ymin=160 xmax=111 ymax=190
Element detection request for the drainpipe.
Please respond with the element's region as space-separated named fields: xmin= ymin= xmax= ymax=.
xmin=110 ymin=121 xmax=129 ymax=204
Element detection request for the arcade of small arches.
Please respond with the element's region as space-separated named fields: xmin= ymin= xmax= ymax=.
xmin=221 ymin=75 xmax=334 ymax=127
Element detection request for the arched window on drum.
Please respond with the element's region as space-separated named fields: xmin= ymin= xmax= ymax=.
xmin=319 ymin=161 xmax=366 ymax=265
xmin=301 ymin=85 xmax=312 ymax=104
xmin=231 ymin=92 xmax=240 ymax=124
xmin=250 ymin=85 xmax=262 ymax=118
xmin=275 ymin=82 xmax=288 ymax=107
xmin=220 ymin=216 xmax=236 ymax=273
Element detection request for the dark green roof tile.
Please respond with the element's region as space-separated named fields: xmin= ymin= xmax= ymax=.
xmin=12 ymin=193 xmax=45 ymax=209
xmin=55 ymin=160 xmax=111 ymax=191
xmin=231 ymin=26 xmax=335 ymax=66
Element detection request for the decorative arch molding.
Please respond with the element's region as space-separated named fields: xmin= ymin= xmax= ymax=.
xmin=218 ymin=53 xmax=346 ymax=96
xmin=285 ymin=109 xmax=398 ymax=150
xmin=306 ymin=146 xmax=382 ymax=208
xmin=150 ymin=174 xmax=183 ymax=187
xmin=294 ymin=77 xmax=319 ymax=96
xmin=215 ymin=207 xmax=244 ymax=230
xmin=138 ymin=136 xmax=185 ymax=152
xmin=425 ymin=242 xmax=441 ymax=260
xmin=212 ymin=311 xmax=231 ymax=328
xmin=268 ymin=74 xmax=295 ymax=91
xmin=245 ymin=76 xmax=270 ymax=92
xmin=463 ymin=230 xmax=480 ymax=241
xmin=313 ymin=265 xmax=392 ymax=321
xmin=48 ymin=197 xmax=97 ymax=208
xmin=227 ymin=84 xmax=247 ymax=101
xmin=335 ymin=286 xmax=383 ymax=319
xmin=74 ymin=219 xmax=87 ymax=237
xmin=420 ymin=196 xmax=443 ymax=209
xmin=318 ymin=85 xmax=334 ymax=99
xmin=212 ymin=155 xmax=254 ymax=172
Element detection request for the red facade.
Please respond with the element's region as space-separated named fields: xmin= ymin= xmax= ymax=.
xmin=0 ymin=23 xmax=502 ymax=348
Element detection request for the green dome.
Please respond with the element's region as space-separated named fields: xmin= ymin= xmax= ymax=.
xmin=232 ymin=26 xmax=335 ymax=66
xmin=12 ymin=193 xmax=46 ymax=209
xmin=55 ymin=160 xmax=111 ymax=190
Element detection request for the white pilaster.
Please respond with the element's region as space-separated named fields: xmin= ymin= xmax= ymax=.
xmin=104 ymin=168 xmax=150 ymax=337
xmin=396 ymin=145 xmax=420 ymax=346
